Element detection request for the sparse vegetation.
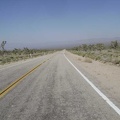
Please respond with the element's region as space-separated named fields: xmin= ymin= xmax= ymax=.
xmin=0 ymin=46 xmax=54 ymax=65
xmin=69 ymin=40 xmax=120 ymax=66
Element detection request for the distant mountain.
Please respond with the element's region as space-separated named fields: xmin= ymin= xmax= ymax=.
xmin=50 ymin=37 xmax=120 ymax=49
xmin=60 ymin=37 xmax=120 ymax=49
xmin=78 ymin=37 xmax=120 ymax=44
xmin=4 ymin=37 xmax=120 ymax=50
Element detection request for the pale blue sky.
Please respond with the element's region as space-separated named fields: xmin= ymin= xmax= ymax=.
xmin=0 ymin=0 xmax=120 ymax=49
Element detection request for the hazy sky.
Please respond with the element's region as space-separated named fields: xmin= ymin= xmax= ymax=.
xmin=0 ymin=0 xmax=120 ymax=49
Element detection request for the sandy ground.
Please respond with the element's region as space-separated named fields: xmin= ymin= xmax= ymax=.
xmin=66 ymin=51 xmax=120 ymax=108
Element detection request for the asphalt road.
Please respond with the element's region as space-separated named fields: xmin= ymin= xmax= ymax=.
xmin=0 ymin=52 xmax=120 ymax=120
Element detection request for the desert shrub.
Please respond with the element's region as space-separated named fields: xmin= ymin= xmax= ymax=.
xmin=102 ymin=57 xmax=112 ymax=63
xmin=6 ymin=57 xmax=11 ymax=62
xmin=1 ymin=58 xmax=6 ymax=64
xmin=95 ymin=56 xmax=101 ymax=61
xmin=112 ymin=59 xmax=120 ymax=65
xmin=107 ymin=49 xmax=112 ymax=52
xmin=87 ymin=53 xmax=95 ymax=59
xmin=82 ymin=53 xmax=86 ymax=57
xmin=10 ymin=56 xmax=14 ymax=59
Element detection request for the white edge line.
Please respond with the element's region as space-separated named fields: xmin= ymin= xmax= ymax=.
xmin=64 ymin=53 xmax=120 ymax=116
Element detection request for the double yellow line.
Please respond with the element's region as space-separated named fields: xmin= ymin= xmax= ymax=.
xmin=0 ymin=59 xmax=49 ymax=99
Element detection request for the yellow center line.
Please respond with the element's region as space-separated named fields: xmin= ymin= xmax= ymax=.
xmin=0 ymin=59 xmax=49 ymax=99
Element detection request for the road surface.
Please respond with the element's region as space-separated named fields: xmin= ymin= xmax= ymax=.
xmin=0 ymin=51 xmax=120 ymax=120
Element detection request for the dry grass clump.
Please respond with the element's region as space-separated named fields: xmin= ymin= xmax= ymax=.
xmin=112 ymin=59 xmax=120 ymax=65
xmin=84 ymin=58 xmax=92 ymax=63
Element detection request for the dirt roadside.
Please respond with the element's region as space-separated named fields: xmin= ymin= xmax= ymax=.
xmin=66 ymin=51 xmax=120 ymax=108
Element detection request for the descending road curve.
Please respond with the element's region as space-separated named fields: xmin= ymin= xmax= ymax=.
xmin=0 ymin=51 xmax=120 ymax=120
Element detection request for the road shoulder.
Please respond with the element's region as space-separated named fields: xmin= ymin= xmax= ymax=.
xmin=65 ymin=51 xmax=120 ymax=109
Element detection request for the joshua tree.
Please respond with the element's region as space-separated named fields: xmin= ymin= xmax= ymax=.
xmin=82 ymin=44 xmax=88 ymax=51
xmin=0 ymin=41 xmax=7 ymax=56
xmin=110 ymin=40 xmax=118 ymax=49
xmin=1 ymin=41 xmax=7 ymax=51
xmin=96 ymin=43 xmax=105 ymax=51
